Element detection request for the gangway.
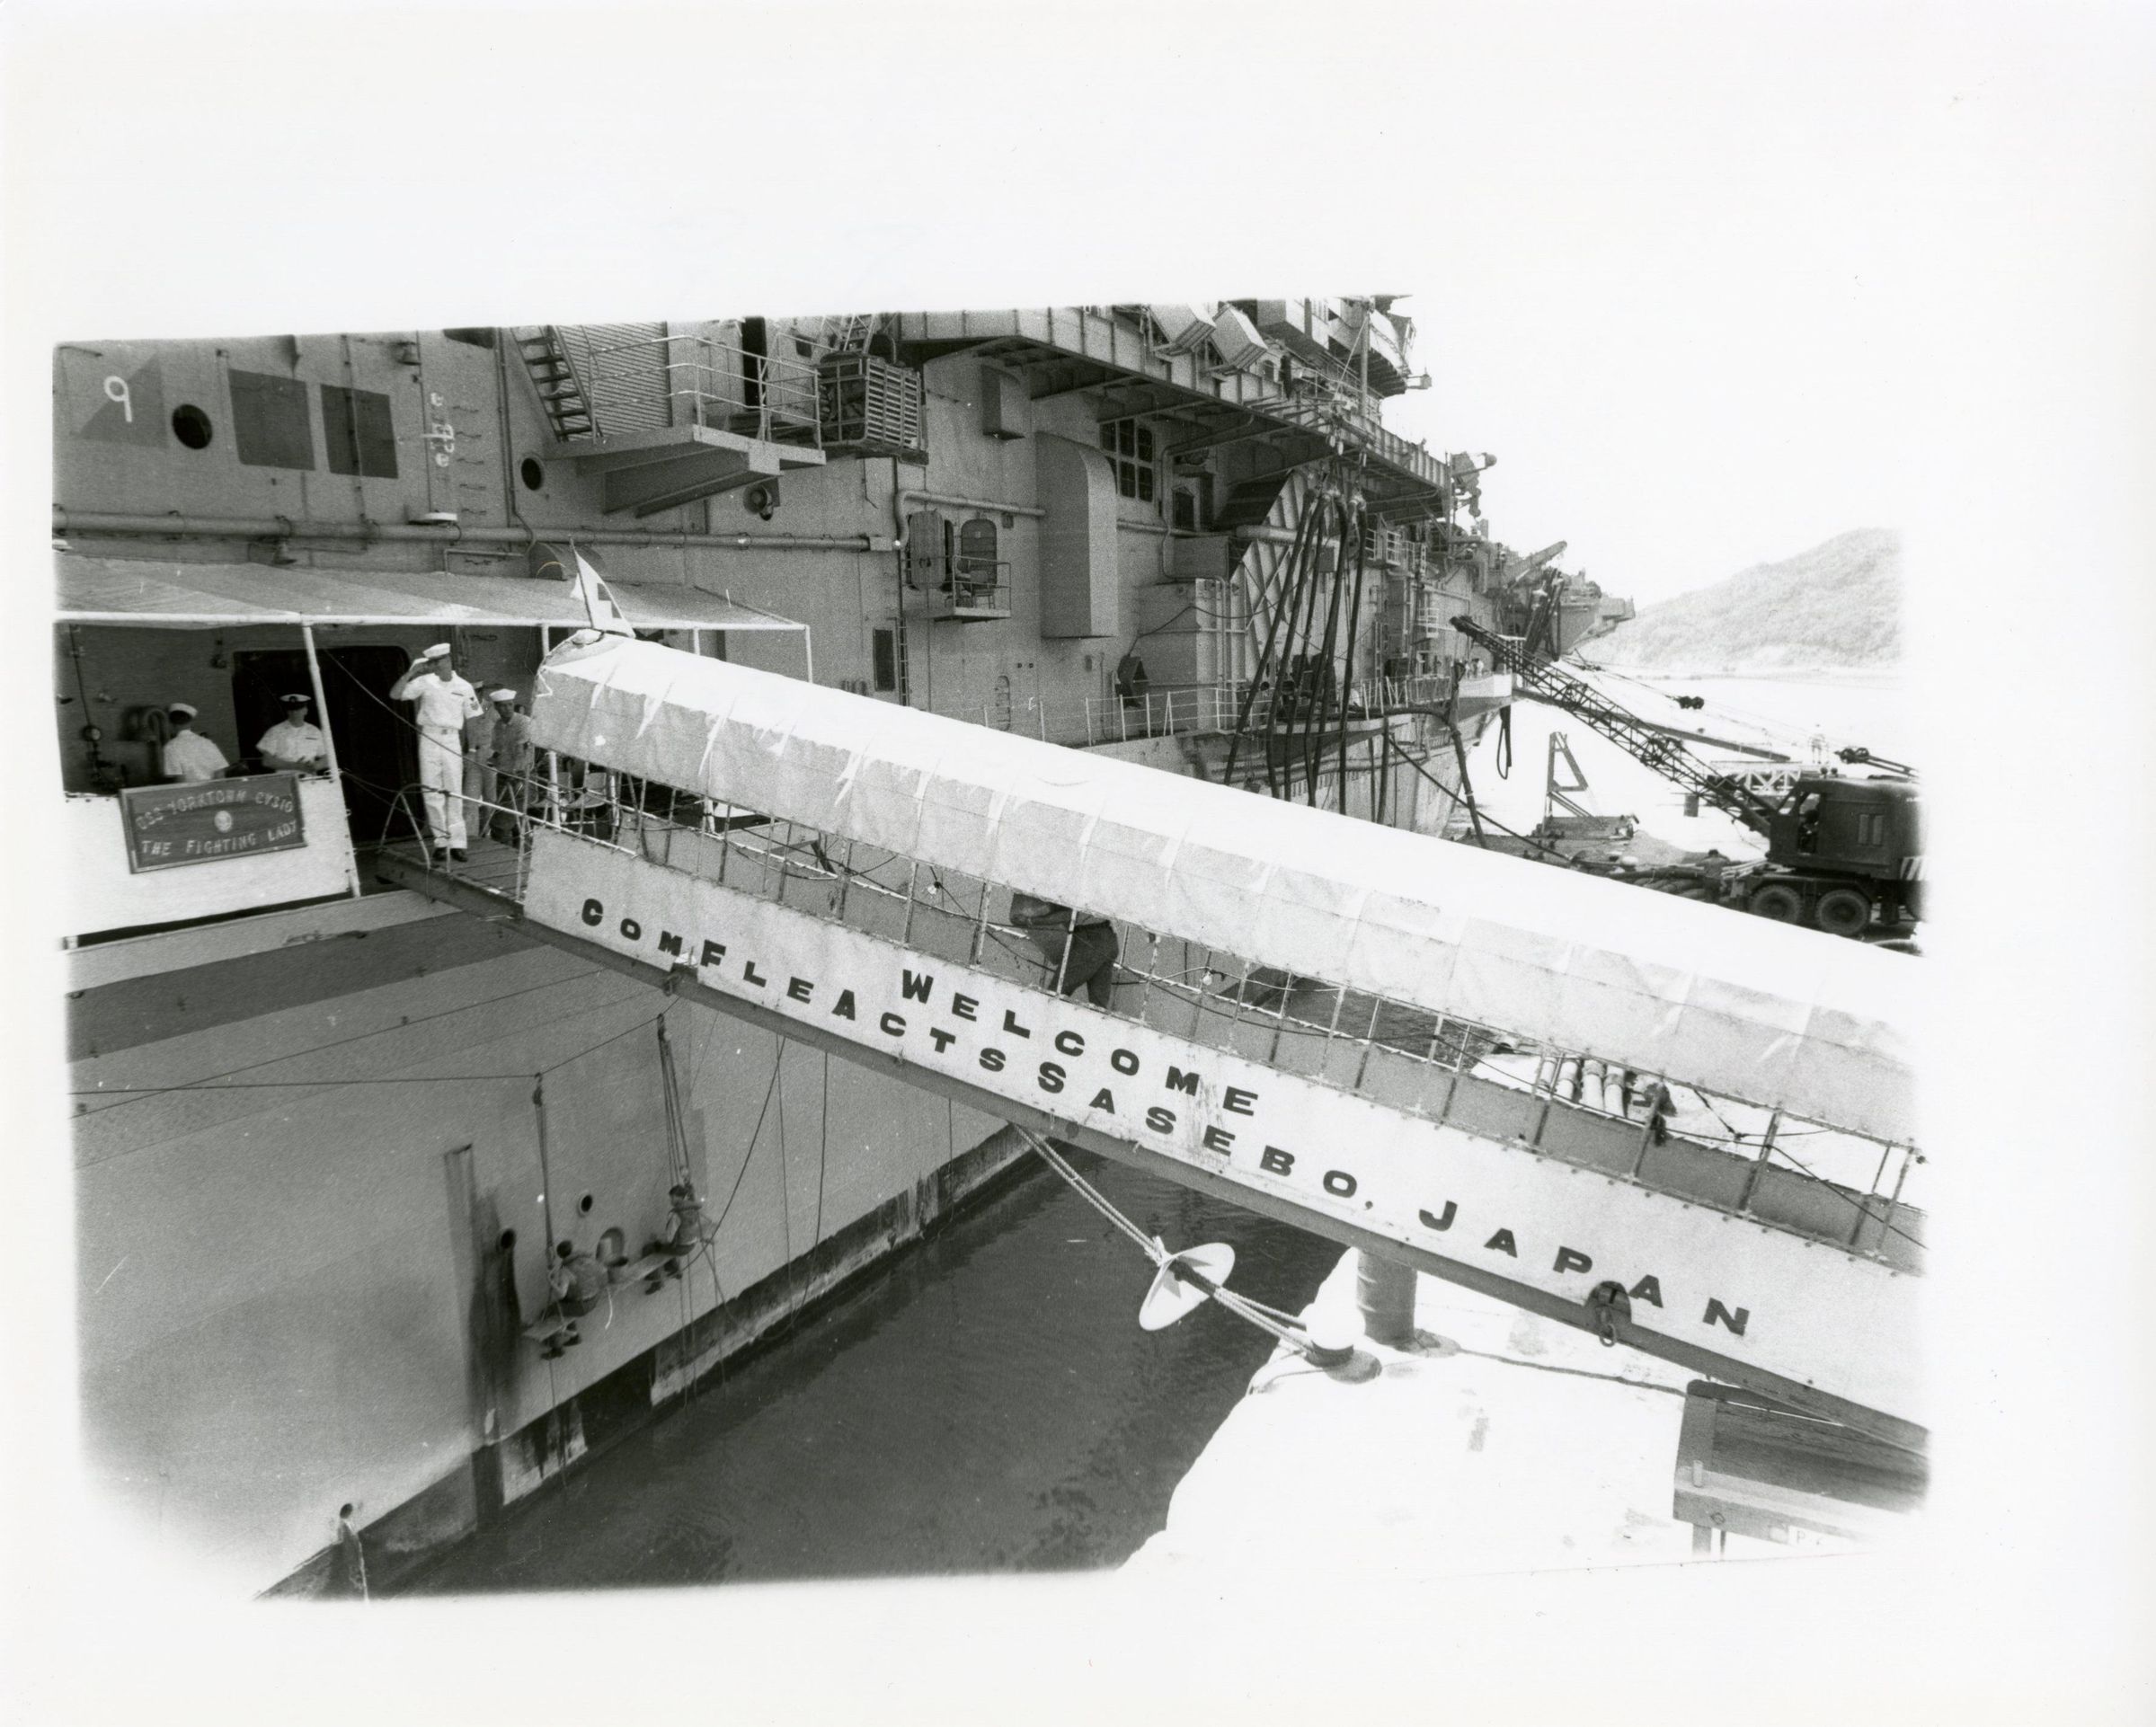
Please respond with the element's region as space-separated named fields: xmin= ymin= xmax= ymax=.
xmin=376 ymin=636 xmax=1926 ymax=1448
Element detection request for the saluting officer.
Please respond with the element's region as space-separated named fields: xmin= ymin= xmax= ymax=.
xmin=389 ymin=643 xmax=482 ymax=860
xmin=256 ymin=693 xmax=327 ymax=773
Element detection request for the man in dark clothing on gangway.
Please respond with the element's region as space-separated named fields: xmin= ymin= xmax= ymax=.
xmin=1009 ymin=891 xmax=1121 ymax=1007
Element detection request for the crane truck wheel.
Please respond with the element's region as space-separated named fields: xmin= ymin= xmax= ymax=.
xmin=1748 ymin=882 xmax=1805 ymax=923
xmin=1814 ymin=887 xmax=1873 ymax=937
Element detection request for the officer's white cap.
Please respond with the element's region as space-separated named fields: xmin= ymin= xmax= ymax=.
xmin=167 ymin=702 xmax=198 ymax=721
xmin=421 ymin=642 xmax=452 ymax=660
xmin=280 ymin=692 xmax=311 ymax=705
xmin=488 ymin=687 xmax=518 ymax=702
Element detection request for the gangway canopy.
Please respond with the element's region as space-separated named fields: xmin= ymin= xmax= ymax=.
xmin=52 ymin=553 xmax=808 ymax=634
xmin=529 ymin=637 xmax=1919 ymax=1142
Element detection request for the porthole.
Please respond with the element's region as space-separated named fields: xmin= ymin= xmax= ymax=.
xmin=171 ymin=404 xmax=214 ymax=449
xmin=498 ymin=1228 xmax=518 ymax=1253
xmin=519 ymin=456 xmax=546 ymax=491
xmin=577 ymin=1192 xmax=594 ymax=1216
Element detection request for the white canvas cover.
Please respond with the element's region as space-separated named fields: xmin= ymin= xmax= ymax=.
xmin=528 ymin=636 xmax=1919 ymax=1143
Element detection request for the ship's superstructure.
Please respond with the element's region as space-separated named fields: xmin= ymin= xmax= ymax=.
xmin=57 ymin=303 xmax=1572 ymax=1593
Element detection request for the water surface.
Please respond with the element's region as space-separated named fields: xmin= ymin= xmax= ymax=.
xmin=403 ymin=1152 xmax=1338 ymax=1592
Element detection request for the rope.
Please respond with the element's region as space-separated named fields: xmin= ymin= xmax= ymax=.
xmin=1444 ymin=1343 xmax=1689 ymax=1396
xmin=73 ymin=1075 xmax=537 ymax=1095
xmin=1393 ymin=734 xmax=1573 ymax=862
xmin=1015 ymin=1127 xmax=1316 ymax=1357
xmin=811 ymin=1050 xmax=830 ymax=1251
xmin=537 ymin=1009 xmax=667 ymax=1076
xmin=1568 ymin=660 xmax=1855 ymax=756
xmin=707 ymin=1041 xmax=785 ymax=1241
xmin=776 ymin=1043 xmax=794 ymax=1322
xmin=72 ymin=967 xmax=614 ymax=1118
xmin=1756 ymin=1138 xmax=1929 ymax=1253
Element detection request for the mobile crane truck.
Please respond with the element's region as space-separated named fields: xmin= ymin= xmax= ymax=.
xmin=1452 ymin=615 xmax=1921 ymax=938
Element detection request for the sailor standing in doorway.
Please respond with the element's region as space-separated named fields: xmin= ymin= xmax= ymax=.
xmin=485 ymin=688 xmax=536 ymax=841
xmin=256 ymin=694 xmax=327 ymax=774
xmin=160 ymin=704 xmax=228 ymax=783
xmin=462 ymin=687 xmax=500 ymax=827
xmin=390 ymin=643 xmax=482 ymax=860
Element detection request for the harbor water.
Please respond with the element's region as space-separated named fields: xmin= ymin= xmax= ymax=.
xmin=399 ymin=1150 xmax=1339 ymax=1592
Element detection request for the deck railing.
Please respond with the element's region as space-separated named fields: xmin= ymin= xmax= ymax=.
xmin=920 ymin=672 xmax=1459 ymax=748
xmin=559 ymin=329 xmax=826 ymax=447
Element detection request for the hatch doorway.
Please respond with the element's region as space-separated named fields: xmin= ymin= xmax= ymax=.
xmin=232 ymin=644 xmax=421 ymax=844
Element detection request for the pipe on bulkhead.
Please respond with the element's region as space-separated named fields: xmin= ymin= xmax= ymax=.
xmin=52 ymin=509 xmax=881 ymax=554
xmin=895 ymin=490 xmax=1047 ymax=520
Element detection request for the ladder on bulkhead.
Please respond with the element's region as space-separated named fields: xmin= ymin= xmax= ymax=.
xmin=823 ymin=311 xmax=878 ymax=354
xmin=514 ymin=325 xmax=600 ymax=443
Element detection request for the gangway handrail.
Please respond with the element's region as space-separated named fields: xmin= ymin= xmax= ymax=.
xmin=375 ymin=776 xmax=1926 ymax=1272
xmin=526 ymin=638 xmax=1917 ymax=1146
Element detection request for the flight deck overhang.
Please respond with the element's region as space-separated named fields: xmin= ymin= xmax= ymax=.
xmin=53 ymin=552 xmax=808 ymax=634
xmin=892 ymin=306 xmax=1451 ymax=507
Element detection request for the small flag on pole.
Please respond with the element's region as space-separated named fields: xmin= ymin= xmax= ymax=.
xmin=571 ymin=546 xmax=633 ymax=636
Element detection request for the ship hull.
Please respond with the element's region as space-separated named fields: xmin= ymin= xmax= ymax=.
xmin=71 ymin=729 xmax=1481 ymax=1595
xmin=72 ymin=893 xmax=1021 ymax=1591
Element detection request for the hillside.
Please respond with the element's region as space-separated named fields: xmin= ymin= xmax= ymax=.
xmin=1587 ymin=528 xmax=1901 ymax=674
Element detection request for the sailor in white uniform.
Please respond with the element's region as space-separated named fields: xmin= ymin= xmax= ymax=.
xmin=484 ymin=687 xmax=536 ymax=840
xmin=160 ymin=704 xmax=229 ymax=783
xmin=389 ymin=643 xmax=482 ymax=859
xmin=256 ymin=693 xmax=328 ymax=773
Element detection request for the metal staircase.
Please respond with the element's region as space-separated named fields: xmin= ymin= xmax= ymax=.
xmin=822 ymin=311 xmax=879 ymax=353
xmin=513 ymin=326 xmax=599 ymax=443
xmin=507 ymin=323 xmax=830 ymax=515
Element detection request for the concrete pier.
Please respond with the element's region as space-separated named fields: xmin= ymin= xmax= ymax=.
xmin=1127 ymin=1256 xmax=1877 ymax=1580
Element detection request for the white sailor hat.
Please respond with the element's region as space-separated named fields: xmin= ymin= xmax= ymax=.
xmin=167 ymin=702 xmax=199 ymax=721
xmin=421 ymin=642 xmax=453 ymax=660
xmin=487 ymin=686 xmax=518 ymax=702
xmin=280 ymin=692 xmax=311 ymax=706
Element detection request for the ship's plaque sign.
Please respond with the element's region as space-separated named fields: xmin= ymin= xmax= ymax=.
xmin=120 ymin=774 xmax=307 ymax=872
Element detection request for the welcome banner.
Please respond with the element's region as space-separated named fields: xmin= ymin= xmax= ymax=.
xmin=522 ymin=828 xmax=1922 ymax=1430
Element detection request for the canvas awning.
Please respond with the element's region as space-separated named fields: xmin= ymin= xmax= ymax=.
xmin=528 ymin=635 xmax=1921 ymax=1145
xmin=52 ymin=554 xmax=807 ymax=633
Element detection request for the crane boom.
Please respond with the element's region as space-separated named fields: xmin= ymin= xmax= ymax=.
xmin=1837 ymin=746 xmax=1917 ymax=779
xmin=1451 ymin=615 xmax=1779 ymax=834
xmin=1632 ymin=719 xmax=1791 ymax=761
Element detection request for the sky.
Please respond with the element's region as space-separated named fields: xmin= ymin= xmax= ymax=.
xmin=1368 ymin=9 xmax=1922 ymax=607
